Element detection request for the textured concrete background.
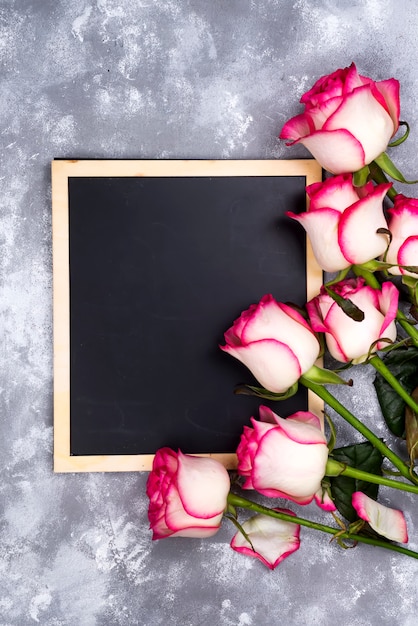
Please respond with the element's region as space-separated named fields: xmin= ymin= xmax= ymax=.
xmin=2 ymin=1 xmax=418 ymax=624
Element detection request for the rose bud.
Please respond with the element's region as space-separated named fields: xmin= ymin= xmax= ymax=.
xmin=280 ymin=62 xmax=400 ymax=174
xmin=146 ymin=448 xmax=230 ymax=539
xmin=384 ymin=194 xmax=418 ymax=278
xmin=287 ymin=174 xmax=391 ymax=272
xmin=236 ymin=406 xmax=328 ymax=504
xmin=307 ymin=278 xmax=398 ymax=363
xmin=220 ymin=294 xmax=320 ymax=393
xmin=230 ymin=510 xmax=301 ymax=570
xmin=352 ymin=492 xmax=408 ymax=543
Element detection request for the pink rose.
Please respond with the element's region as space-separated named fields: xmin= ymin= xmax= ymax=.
xmin=220 ymin=294 xmax=320 ymax=393
xmin=230 ymin=510 xmax=301 ymax=570
xmin=287 ymin=174 xmax=391 ymax=272
xmin=352 ymin=492 xmax=408 ymax=543
xmin=280 ymin=63 xmax=400 ymax=174
xmin=146 ymin=448 xmax=230 ymax=539
xmin=307 ymin=278 xmax=399 ymax=363
xmin=236 ymin=406 xmax=329 ymax=505
xmin=385 ymin=194 xmax=418 ymax=278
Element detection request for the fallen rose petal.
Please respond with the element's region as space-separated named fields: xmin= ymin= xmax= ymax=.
xmin=230 ymin=510 xmax=301 ymax=570
xmin=352 ymin=491 xmax=408 ymax=543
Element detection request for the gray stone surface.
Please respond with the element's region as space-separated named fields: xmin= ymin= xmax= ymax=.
xmin=1 ymin=0 xmax=418 ymax=624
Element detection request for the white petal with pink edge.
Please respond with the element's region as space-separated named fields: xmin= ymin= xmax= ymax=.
xmin=314 ymin=486 xmax=337 ymax=512
xmin=279 ymin=112 xmax=315 ymax=142
xmin=307 ymin=174 xmax=359 ymax=212
xmin=352 ymin=491 xmax=408 ymax=543
xmin=177 ymin=452 xmax=230 ymax=519
xmin=220 ymin=339 xmax=302 ymax=393
xmin=377 ymin=282 xmax=399 ymax=344
xmin=230 ymin=512 xmax=301 ymax=570
xmin=375 ymin=78 xmax=400 ymax=130
xmin=324 ymin=300 xmax=385 ymax=362
xmin=165 ymin=483 xmax=221 ymax=534
xmin=275 ymin=412 xmax=327 ymax=445
xmin=300 ymin=129 xmax=366 ymax=174
xmin=337 ymin=185 xmax=391 ymax=264
xmin=289 ymin=208 xmax=350 ymax=271
xmin=398 ymin=236 xmax=418 ymax=277
xmin=324 ymin=85 xmax=394 ymax=163
xmin=253 ymin=428 xmax=328 ymax=498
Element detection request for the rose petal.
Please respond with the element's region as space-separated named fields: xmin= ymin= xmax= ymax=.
xmin=377 ymin=281 xmax=399 ymax=344
xmin=230 ymin=511 xmax=301 ymax=570
xmin=220 ymin=338 xmax=302 ymax=393
xmin=177 ymin=452 xmax=230 ymax=519
xmin=299 ymin=128 xmax=366 ymax=174
xmin=307 ymin=173 xmax=359 ymax=212
xmin=314 ymin=486 xmax=337 ymax=512
xmin=287 ymin=410 xmax=323 ymax=431
xmin=279 ymin=111 xmax=316 ymax=143
xmin=337 ymin=183 xmax=391 ymax=264
xmin=324 ymin=84 xmax=395 ymax=163
xmin=324 ymin=298 xmax=384 ymax=362
xmin=253 ymin=427 xmax=328 ymax=500
xmin=352 ymin=492 xmax=408 ymax=543
xmin=288 ymin=207 xmax=350 ymax=272
xmin=398 ymin=236 xmax=418 ymax=277
xmin=375 ymin=78 xmax=400 ymax=132
xmin=274 ymin=412 xmax=327 ymax=445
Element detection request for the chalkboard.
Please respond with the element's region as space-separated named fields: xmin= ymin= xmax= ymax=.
xmin=52 ymin=160 xmax=323 ymax=472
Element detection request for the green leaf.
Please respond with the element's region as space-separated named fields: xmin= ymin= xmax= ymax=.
xmin=388 ymin=120 xmax=410 ymax=147
xmin=325 ymin=286 xmax=364 ymax=322
xmin=353 ymin=165 xmax=370 ymax=187
xmin=373 ymin=347 xmax=418 ymax=437
xmin=234 ymin=382 xmax=299 ymax=401
xmin=329 ymin=442 xmax=383 ymax=522
xmin=374 ymin=152 xmax=418 ymax=184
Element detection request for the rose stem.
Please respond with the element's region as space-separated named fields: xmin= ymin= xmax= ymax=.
xmin=226 ymin=493 xmax=418 ymax=561
xmin=325 ymin=458 xmax=418 ymax=494
xmin=300 ymin=376 xmax=416 ymax=484
xmin=369 ymin=354 xmax=418 ymax=415
xmin=352 ymin=264 xmax=418 ymax=347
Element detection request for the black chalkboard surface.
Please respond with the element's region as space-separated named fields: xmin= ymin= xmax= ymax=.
xmin=52 ymin=160 xmax=322 ymax=472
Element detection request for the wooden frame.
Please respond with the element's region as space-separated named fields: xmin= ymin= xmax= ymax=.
xmin=52 ymin=159 xmax=323 ymax=472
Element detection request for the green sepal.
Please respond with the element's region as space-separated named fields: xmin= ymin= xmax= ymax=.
xmin=388 ymin=120 xmax=410 ymax=147
xmin=355 ymin=259 xmax=393 ymax=273
xmin=329 ymin=442 xmax=383 ymax=522
xmin=302 ymin=364 xmax=353 ymax=386
xmin=374 ymin=152 xmax=418 ymax=184
xmin=353 ymin=164 xmax=370 ymax=187
xmin=324 ymin=411 xmax=337 ymax=452
xmin=325 ymin=285 xmax=365 ymax=322
xmin=234 ymin=382 xmax=299 ymax=401
xmin=400 ymin=266 xmax=418 ymax=276
xmin=373 ymin=346 xmax=418 ymax=437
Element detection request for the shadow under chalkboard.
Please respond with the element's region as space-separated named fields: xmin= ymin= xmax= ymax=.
xmin=52 ymin=160 xmax=323 ymax=472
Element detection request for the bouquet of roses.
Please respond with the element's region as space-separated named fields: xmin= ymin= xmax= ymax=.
xmin=146 ymin=63 xmax=418 ymax=570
